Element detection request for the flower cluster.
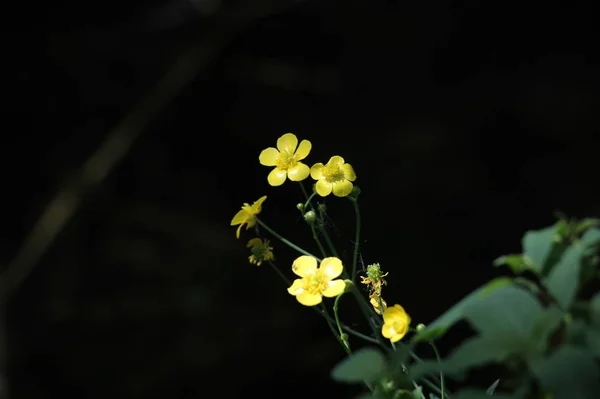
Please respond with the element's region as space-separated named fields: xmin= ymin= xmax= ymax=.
xmin=259 ymin=133 xmax=357 ymax=197
xmin=230 ymin=132 xmax=410 ymax=347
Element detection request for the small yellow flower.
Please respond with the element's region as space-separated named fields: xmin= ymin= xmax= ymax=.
xmin=287 ymin=256 xmax=346 ymax=306
xmin=370 ymin=295 xmax=387 ymax=315
xmin=230 ymin=195 xmax=267 ymax=239
xmin=247 ymin=238 xmax=274 ymax=266
xmin=381 ymin=304 xmax=411 ymax=343
xmin=310 ymin=155 xmax=356 ymax=197
xmin=259 ymin=133 xmax=312 ymax=186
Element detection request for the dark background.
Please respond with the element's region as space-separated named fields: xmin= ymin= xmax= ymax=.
xmin=2 ymin=1 xmax=599 ymax=398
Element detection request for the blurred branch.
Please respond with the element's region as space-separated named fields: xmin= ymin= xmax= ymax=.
xmin=0 ymin=0 xmax=295 ymax=301
xmin=0 ymin=2 xmax=296 ymax=398
xmin=225 ymin=55 xmax=341 ymax=94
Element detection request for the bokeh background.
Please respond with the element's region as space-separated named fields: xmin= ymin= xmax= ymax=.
xmin=3 ymin=1 xmax=599 ymax=398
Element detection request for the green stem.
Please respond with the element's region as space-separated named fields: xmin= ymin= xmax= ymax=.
xmin=299 ymin=183 xmax=327 ymax=258
xmin=319 ymin=226 xmax=338 ymax=257
xmin=266 ymin=261 xmax=291 ymax=286
xmin=430 ymin=341 xmax=446 ymax=399
xmin=299 ymin=183 xmax=317 ymax=211
xmin=311 ymin=225 xmax=328 ymax=258
xmin=349 ymin=283 xmax=386 ymax=347
xmin=420 ymin=377 xmax=447 ymax=399
xmin=350 ymin=198 xmax=361 ymax=282
xmin=333 ymin=293 xmax=351 ymax=353
xmin=300 ymin=182 xmax=338 ymax=258
xmin=406 ymin=349 xmax=443 ymax=386
xmin=321 ymin=304 xmax=351 ymax=355
xmin=256 ymin=218 xmax=319 ymax=260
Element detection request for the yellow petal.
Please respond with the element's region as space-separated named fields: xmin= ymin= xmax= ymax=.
xmin=292 ymin=256 xmax=318 ymax=277
xmin=332 ymin=180 xmax=353 ymax=197
xmin=390 ymin=332 xmax=404 ymax=343
xmin=297 ymin=292 xmax=322 ymax=306
xmin=320 ymin=257 xmax=343 ymax=279
xmin=383 ymin=305 xmax=404 ymax=321
xmin=230 ymin=209 xmax=248 ymax=225
xmin=287 ymin=279 xmax=305 ymax=295
xmin=391 ymin=304 xmax=409 ymax=317
xmin=259 ymin=147 xmax=279 ymax=166
xmin=287 ymin=163 xmax=310 ymax=181
xmin=315 ymin=179 xmax=332 ymax=196
xmin=327 ymin=155 xmax=345 ymax=167
xmin=310 ymin=163 xmax=324 ymax=179
xmin=267 ymin=168 xmax=287 ymax=186
xmin=277 ymin=133 xmax=298 ymax=153
xmin=321 ymin=279 xmax=345 ymax=297
xmin=341 ymin=163 xmax=357 ymax=181
xmin=236 ymin=224 xmax=243 ymax=239
xmin=247 ymin=238 xmax=261 ymax=247
xmin=381 ymin=322 xmax=397 ymax=339
xmin=252 ymin=195 xmax=268 ymax=211
xmin=245 ymin=216 xmax=257 ymax=229
xmin=294 ymin=139 xmax=312 ymax=160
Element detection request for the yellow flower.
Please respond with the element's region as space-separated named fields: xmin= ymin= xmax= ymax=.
xmin=287 ymin=256 xmax=346 ymax=306
xmin=310 ymin=155 xmax=356 ymax=197
xmin=381 ymin=304 xmax=411 ymax=343
xmin=230 ymin=195 xmax=267 ymax=239
xmin=259 ymin=133 xmax=312 ymax=186
xmin=247 ymin=238 xmax=274 ymax=266
xmin=370 ymin=296 xmax=387 ymax=315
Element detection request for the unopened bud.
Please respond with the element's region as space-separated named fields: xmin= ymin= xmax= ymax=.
xmin=416 ymin=323 xmax=426 ymax=332
xmin=343 ymin=279 xmax=354 ymax=292
xmin=296 ymin=203 xmax=304 ymax=211
xmin=303 ymin=210 xmax=317 ymax=224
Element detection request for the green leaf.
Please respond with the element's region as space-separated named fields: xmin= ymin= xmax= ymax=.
xmin=412 ymin=278 xmax=513 ymax=343
xmin=486 ymin=379 xmax=500 ymax=395
xmin=575 ymin=220 xmax=600 ymax=235
xmin=522 ymin=225 xmax=558 ymax=274
xmin=410 ymin=334 xmax=529 ymax=380
xmin=529 ymin=306 xmax=564 ymax=353
xmin=411 ymin=385 xmax=425 ymax=399
xmin=444 ymin=334 xmax=532 ymax=371
xmin=579 ymin=227 xmax=600 ymax=246
xmin=590 ymin=293 xmax=600 ymax=327
xmin=543 ymin=244 xmax=584 ymax=309
xmin=493 ymin=254 xmax=532 ymax=274
xmin=529 ymin=345 xmax=600 ymax=399
xmin=454 ymin=389 xmax=518 ymax=399
xmin=331 ymin=347 xmax=387 ymax=384
xmin=586 ymin=327 xmax=600 ymax=357
xmin=462 ymin=285 xmax=544 ymax=338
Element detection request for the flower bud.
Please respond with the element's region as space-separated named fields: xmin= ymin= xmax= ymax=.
xmin=416 ymin=323 xmax=426 ymax=332
xmin=296 ymin=203 xmax=304 ymax=211
xmin=303 ymin=210 xmax=317 ymax=224
xmin=343 ymin=279 xmax=354 ymax=292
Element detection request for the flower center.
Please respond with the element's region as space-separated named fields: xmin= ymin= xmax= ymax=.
xmin=303 ymin=272 xmax=328 ymax=295
xmin=323 ymin=164 xmax=345 ymax=183
xmin=275 ymin=150 xmax=297 ymax=170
